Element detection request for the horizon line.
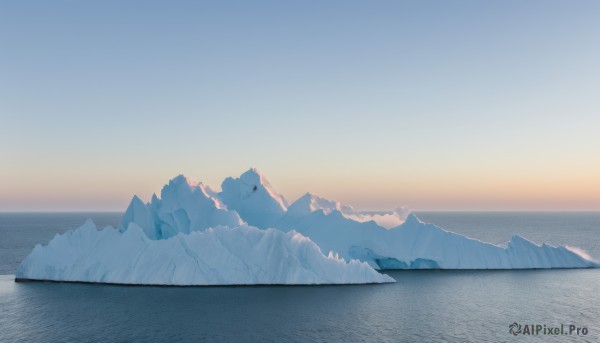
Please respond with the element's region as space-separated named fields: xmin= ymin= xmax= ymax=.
xmin=1 ymin=209 xmax=599 ymax=213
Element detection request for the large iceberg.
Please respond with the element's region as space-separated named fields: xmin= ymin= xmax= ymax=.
xmin=16 ymin=168 xmax=598 ymax=286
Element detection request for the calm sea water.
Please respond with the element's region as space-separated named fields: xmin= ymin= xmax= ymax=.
xmin=1 ymin=212 xmax=599 ymax=342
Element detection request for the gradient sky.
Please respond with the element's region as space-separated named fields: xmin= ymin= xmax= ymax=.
xmin=1 ymin=1 xmax=599 ymax=211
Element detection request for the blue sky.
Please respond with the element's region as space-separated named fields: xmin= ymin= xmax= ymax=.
xmin=1 ymin=1 xmax=599 ymax=211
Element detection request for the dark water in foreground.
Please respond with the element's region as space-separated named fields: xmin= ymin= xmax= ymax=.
xmin=0 ymin=212 xmax=599 ymax=342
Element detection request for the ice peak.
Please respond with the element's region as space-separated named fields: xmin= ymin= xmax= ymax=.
xmin=243 ymin=167 xmax=263 ymax=178
xmin=219 ymin=168 xmax=288 ymax=228
xmin=236 ymin=168 xmax=271 ymax=189
xmin=168 ymin=174 xmax=200 ymax=188
xmin=297 ymin=192 xmax=325 ymax=205
xmin=131 ymin=194 xmax=144 ymax=205
xmin=398 ymin=212 xmax=422 ymax=229
xmin=238 ymin=168 xmax=281 ymax=196
xmin=287 ymin=192 xmax=341 ymax=217
xmin=508 ymin=235 xmax=537 ymax=248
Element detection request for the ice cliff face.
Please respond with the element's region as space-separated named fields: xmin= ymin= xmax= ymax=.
xmin=16 ymin=220 xmax=393 ymax=285
xmin=119 ymin=175 xmax=243 ymax=239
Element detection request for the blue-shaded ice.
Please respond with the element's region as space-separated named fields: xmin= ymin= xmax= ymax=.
xmin=16 ymin=168 xmax=598 ymax=286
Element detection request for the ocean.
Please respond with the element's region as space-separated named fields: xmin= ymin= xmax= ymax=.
xmin=1 ymin=212 xmax=598 ymax=342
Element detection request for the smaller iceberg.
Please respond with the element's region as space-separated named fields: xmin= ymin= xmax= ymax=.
xmin=221 ymin=169 xmax=599 ymax=270
xmin=351 ymin=214 xmax=599 ymax=269
xmin=16 ymin=220 xmax=393 ymax=285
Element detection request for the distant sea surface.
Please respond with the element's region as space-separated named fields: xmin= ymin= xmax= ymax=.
xmin=1 ymin=212 xmax=599 ymax=342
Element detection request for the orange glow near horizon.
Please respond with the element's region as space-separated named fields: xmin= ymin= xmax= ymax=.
xmin=1 ymin=165 xmax=598 ymax=211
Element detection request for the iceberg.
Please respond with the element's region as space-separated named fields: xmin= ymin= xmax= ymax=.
xmin=16 ymin=168 xmax=598 ymax=286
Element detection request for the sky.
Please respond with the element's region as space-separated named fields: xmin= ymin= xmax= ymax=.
xmin=1 ymin=1 xmax=599 ymax=211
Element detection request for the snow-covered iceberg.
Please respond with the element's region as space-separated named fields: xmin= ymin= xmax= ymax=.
xmin=16 ymin=220 xmax=393 ymax=285
xmin=16 ymin=168 xmax=598 ymax=285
